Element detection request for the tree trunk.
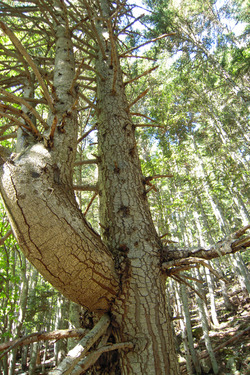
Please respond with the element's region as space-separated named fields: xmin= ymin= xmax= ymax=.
xmin=95 ymin=10 xmax=179 ymax=372
xmin=180 ymin=283 xmax=202 ymax=374
xmin=0 ymin=5 xmax=118 ymax=312
xmin=0 ymin=1 xmax=180 ymax=373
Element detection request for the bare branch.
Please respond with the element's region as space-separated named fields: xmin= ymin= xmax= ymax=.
xmin=128 ymin=88 xmax=149 ymax=109
xmin=0 ymin=228 xmax=13 ymax=246
xmin=163 ymin=225 xmax=250 ymax=263
xmin=72 ymin=342 xmax=134 ymax=374
xmin=120 ymin=55 xmax=157 ymax=61
xmin=135 ymin=123 xmax=165 ymax=129
xmin=84 ymin=192 xmax=98 ymax=216
xmin=0 ymin=328 xmax=87 ymax=358
xmin=0 ymin=88 xmax=49 ymax=131
xmin=71 ymin=327 xmax=111 ymax=375
xmin=199 ymin=327 xmax=250 ymax=360
xmin=48 ymin=314 xmax=110 ymax=375
xmin=77 ymin=123 xmax=97 ymax=143
xmin=78 ymin=92 xmax=96 ymax=109
xmin=74 ymin=159 xmax=98 ymax=166
xmin=73 ymin=184 xmax=98 ymax=192
xmin=118 ymin=14 xmax=145 ymax=36
xmin=0 ymin=21 xmax=54 ymax=112
xmin=120 ymin=33 xmax=176 ymax=56
xmin=124 ymin=66 xmax=158 ymax=86
xmin=130 ymin=112 xmax=157 ymax=122
xmin=172 ymin=274 xmax=205 ymax=300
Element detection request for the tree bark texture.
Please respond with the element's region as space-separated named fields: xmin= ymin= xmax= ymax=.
xmin=0 ymin=1 xmax=181 ymax=374
xmin=0 ymin=5 xmax=118 ymax=312
xmin=95 ymin=6 xmax=180 ymax=372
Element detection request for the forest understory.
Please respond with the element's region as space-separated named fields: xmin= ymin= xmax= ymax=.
xmin=176 ymin=277 xmax=250 ymax=375
xmin=1 ymin=262 xmax=249 ymax=375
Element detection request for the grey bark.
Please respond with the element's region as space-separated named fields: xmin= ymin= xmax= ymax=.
xmin=54 ymin=297 xmax=70 ymax=365
xmin=0 ymin=5 xmax=119 ymax=312
xmin=28 ymin=342 xmax=39 ymax=375
xmin=174 ymin=282 xmax=193 ymax=375
xmin=232 ymin=253 xmax=250 ymax=294
xmin=180 ymin=283 xmax=201 ymax=374
xmin=93 ymin=2 xmax=180 ymax=373
xmin=193 ymin=268 xmax=219 ymax=374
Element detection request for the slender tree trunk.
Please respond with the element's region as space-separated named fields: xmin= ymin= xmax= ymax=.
xmin=54 ymin=297 xmax=70 ymax=365
xmin=174 ymin=282 xmax=193 ymax=375
xmin=28 ymin=342 xmax=39 ymax=375
xmin=193 ymin=269 xmax=218 ymax=374
xmin=180 ymin=283 xmax=202 ymax=374
xmin=232 ymin=253 xmax=250 ymax=294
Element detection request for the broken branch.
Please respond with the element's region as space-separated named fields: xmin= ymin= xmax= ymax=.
xmin=128 ymin=88 xmax=149 ymax=109
xmin=0 ymin=328 xmax=87 ymax=358
xmin=120 ymin=33 xmax=176 ymax=56
xmin=124 ymin=66 xmax=158 ymax=86
xmin=48 ymin=313 xmax=110 ymax=375
xmin=0 ymin=22 xmax=54 ymax=112
xmin=0 ymin=228 xmax=13 ymax=246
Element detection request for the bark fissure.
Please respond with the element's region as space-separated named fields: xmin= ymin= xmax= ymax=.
xmin=94 ymin=11 xmax=180 ymax=368
xmin=0 ymin=4 xmax=119 ymax=312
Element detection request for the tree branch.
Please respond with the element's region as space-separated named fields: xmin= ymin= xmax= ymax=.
xmin=72 ymin=341 xmax=134 ymax=374
xmin=120 ymin=33 xmax=176 ymax=56
xmin=128 ymin=88 xmax=149 ymax=109
xmin=74 ymin=159 xmax=98 ymax=166
xmin=162 ymin=225 xmax=250 ymax=267
xmin=199 ymin=327 xmax=250 ymax=360
xmin=0 ymin=328 xmax=87 ymax=358
xmin=124 ymin=66 xmax=158 ymax=86
xmin=0 ymin=22 xmax=54 ymax=112
xmin=73 ymin=184 xmax=98 ymax=192
xmin=84 ymin=192 xmax=98 ymax=216
xmin=0 ymin=228 xmax=13 ymax=246
xmin=48 ymin=314 xmax=110 ymax=375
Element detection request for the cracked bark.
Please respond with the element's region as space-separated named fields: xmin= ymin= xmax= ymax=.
xmin=0 ymin=6 xmax=118 ymax=312
xmin=95 ymin=2 xmax=180 ymax=373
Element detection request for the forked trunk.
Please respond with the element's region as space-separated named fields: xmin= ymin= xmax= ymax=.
xmin=0 ymin=1 xmax=180 ymax=373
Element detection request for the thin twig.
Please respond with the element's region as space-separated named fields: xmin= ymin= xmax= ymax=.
xmin=0 ymin=229 xmax=13 ymax=246
xmin=135 ymin=123 xmax=165 ymax=129
xmin=128 ymin=88 xmax=149 ymax=109
xmin=77 ymin=123 xmax=96 ymax=143
xmin=0 ymin=89 xmax=48 ymax=130
xmin=172 ymin=274 xmax=205 ymax=300
xmin=0 ymin=22 xmax=54 ymax=112
xmin=73 ymin=342 xmax=134 ymax=374
xmin=130 ymin=112 xmax=157 ymax=122
xmin=0 ymin=328 xmax=87 ymax=358
xmin=120 ymin=33 xmax=176 ymax=56
xmin=84 ymin=192 xmax=98 ymax=216
xmin=124 ymin=66 xmax=158 ymax=86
